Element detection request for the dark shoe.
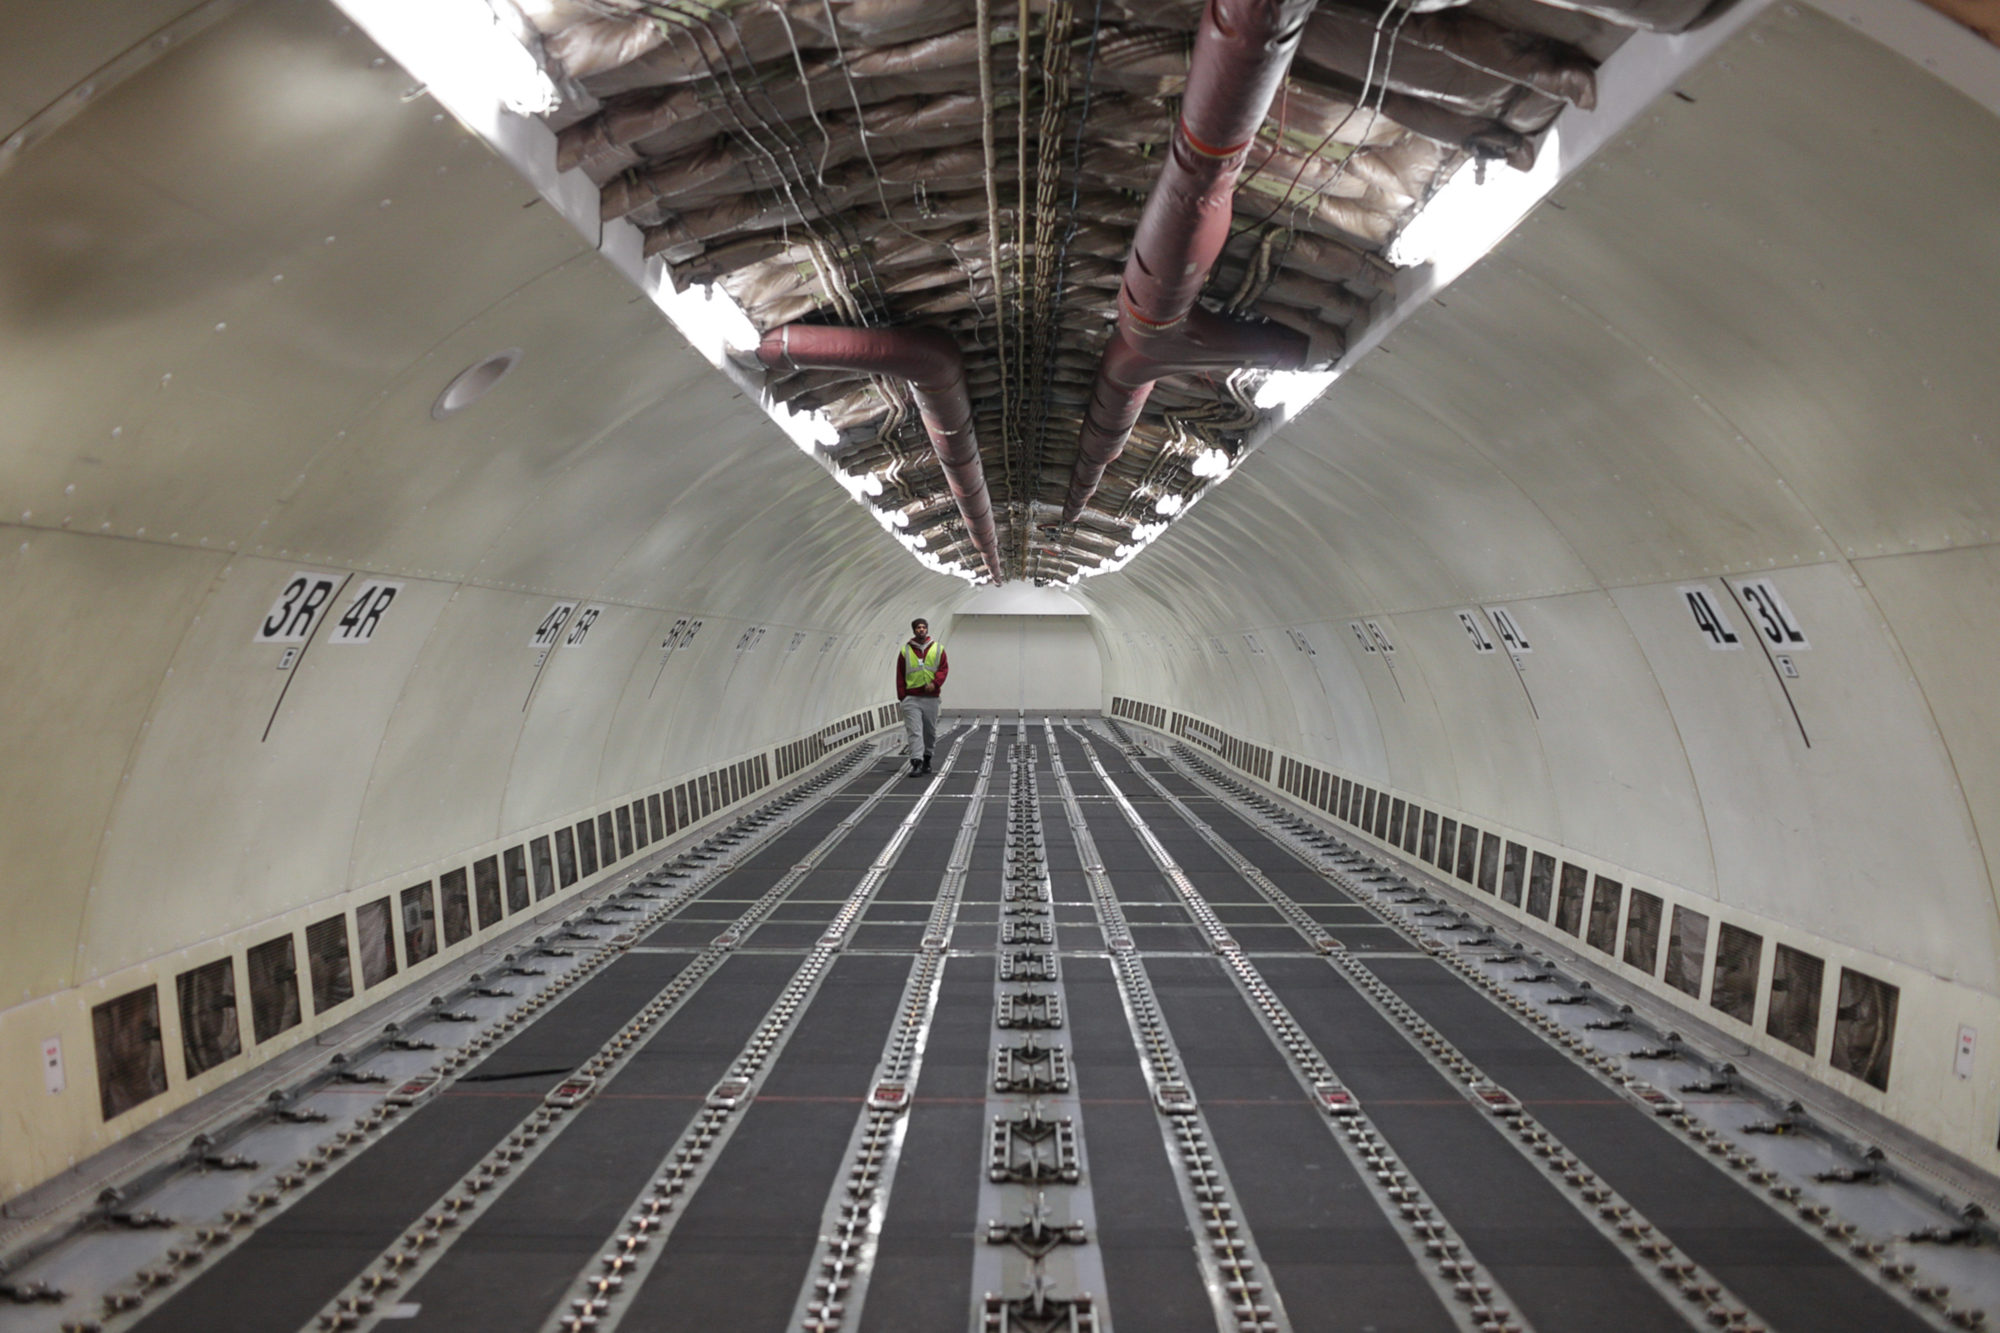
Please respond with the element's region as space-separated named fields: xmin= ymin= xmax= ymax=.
xmin=909 ymin=758 xmax=924 ymax=776
xmin=921 ymin=757 xmax=933 ymax=774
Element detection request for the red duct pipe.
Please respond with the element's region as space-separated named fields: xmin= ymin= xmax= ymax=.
xmin=758 ymin=324 xmax=1004 ymax=583
xmin=1062 ymin=0 xmax=1324 ymax=524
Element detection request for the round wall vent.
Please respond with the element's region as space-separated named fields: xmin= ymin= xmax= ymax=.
xmin=431 ymin=348 xmax=522 ymax=419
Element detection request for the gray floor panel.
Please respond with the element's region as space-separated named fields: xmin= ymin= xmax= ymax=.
xmin=1144 ymin=954 xmax=1458 ymax=1333
xmin=1366 ymin=957 xmax=1934 ymax=1333
xmin=118 ymin=736 xmax=1940 ymax=1333
xmin=1257 ymin=956 xmax=1693 ymax=1333
xmin=619 ymin=955 xmax=912 ymax=1332
xmin=865 ymin=961 xmax=992 ymax=1332
xmin=391 ymin=952 xmax=802 ymax=1332
xmin=130 ymin=951 xmax=701 ymax=1333
xmin=1063 ymin=959 xmax=1214 ymax=1333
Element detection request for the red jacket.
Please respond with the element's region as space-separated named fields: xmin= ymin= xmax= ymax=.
xmin=895 ymin=637 xmax=949 ymax=700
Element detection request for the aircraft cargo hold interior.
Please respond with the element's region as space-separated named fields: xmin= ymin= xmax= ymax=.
xmin=2 ymin=0 xmax=1999 ymax=1329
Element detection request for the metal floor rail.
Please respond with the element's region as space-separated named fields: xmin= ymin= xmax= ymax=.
xmin=8 ymin=716 xmax=1995 ymax=1333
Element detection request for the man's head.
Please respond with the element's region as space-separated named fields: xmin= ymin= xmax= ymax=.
xmin=910 ymin=618 xmax=930 ymax=640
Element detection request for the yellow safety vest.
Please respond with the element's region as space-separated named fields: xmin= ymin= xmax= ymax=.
xmin=901 ymin=640 xmax=942 ymax=689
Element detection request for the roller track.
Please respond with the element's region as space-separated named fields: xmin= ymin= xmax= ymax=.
xmin=41 ymin=714 xmax=1969 ymax=1333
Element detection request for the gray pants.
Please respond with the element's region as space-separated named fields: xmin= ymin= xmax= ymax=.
xmin=900 ymin=695 xmax=939 ymax=760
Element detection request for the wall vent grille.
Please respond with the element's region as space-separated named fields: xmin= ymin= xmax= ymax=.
xmin=555 ymin=828 xmax=578 ymax=887
xmin=355 ymin=898 xmax=398 ymax=990
xmin=440 ymin=867 xmax=473 ymax=945
xmin=1526 ymin=852 xmax=1556 ymax=920
xmin=92 ymin=986 xmax=167 ymax=1121
xmin=1586 ymin=876 xmax=1623 ymax=955
xmin=1553 ymin=863 xmax=1588 ymax=936
xmin=1767 ymin=944 xmax=1824 ymax=1055
xmin=504 ymin=846 xmax=531 ymax=914
xmin=401 ymin=882 xmax=437 ymax=964
xmin=247 ymin=935 xmax=301 ymax=1043
xmin=304 ymin=914 xmax=354 ymax=1015
xmin=532 ymin=836 xmax=556 ymax=899
xmin=1664 ymin=905 xmax=1709 ymax=997
xmin=1500 ymin=842 xmax=1527 ymax=906
xmin=1711 ymin=923 xmax=1761 ymax=1023
xmin=1833 ymin=968 xmax=1898 ymax=1091
xmin=175 ymin=959 xmax=239 ymax=1079
xmin=1623 ymin=890 xmax=1664 ymax=974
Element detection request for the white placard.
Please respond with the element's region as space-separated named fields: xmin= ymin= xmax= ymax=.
xmin=1732 ymin=577 xmax=1810 ymax=650
xmin=1348 ymin=621 xmax=1375 ymax=653
xmin=327 ymin=580 xmax=403 ymax=645
xmin=563 ymin=605 xmax=603 ymax=646
xmin=41 ymin=1036 xmax=64 ymax=1094
xmin=1457 ymin=610 xmax=1496 ymax=653
xmin=1678 ymin=585 xmax=1742 ymax=649
xmin=1482 ymin=606 xmax=1532 ymax=654
xmin=1956 ymin=1025 xmax=1977 ymax=1080
xmin=1364 ymin=619 xmax=1395 ymax=654
xmin=255 ymin=571 xmax=341 ymax=643
xmin=531 ymin=601 xmax=577 ymax=648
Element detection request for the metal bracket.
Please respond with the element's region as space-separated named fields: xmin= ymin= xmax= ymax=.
xmin=994 ymin=1041 xmax=1072 ymax=1095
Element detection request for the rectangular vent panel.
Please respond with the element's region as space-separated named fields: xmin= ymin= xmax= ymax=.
xmin=1767 ymin=945 xmax=1824 ymax=1054
xmin=93 ymin=986 xmax=168 ymax=1120
xmin=532 ymin=836 xmax=555 ymax=899
xmin=247 ymin=935 xmax=302 ymax=1043
xmin=305 ymin=914 xmax=354 ymax=1015
xmin=473 ymin=856 xmax=503 ymax=930
xmin=1663 ymin=905 xmax=1709 ymax=997
xmin=176 ymin=959 xmax=240 ymax=1079
xmin=1436 ymin=817 xmax=1458 ymax=872
xmin=596 ymin=813 xmax=617 ymax=866
xmin=441 ymin=867 xmax=473 ymax=944
xmin=1420 ymin=811 xmax=1438 ymax=863
xmin=1832 ymin=968 xmax=1898 ymax=1091
xmin=616 ymin=806 xmax=634 ymax=859
xmin=1500 ymin=842 xmax=1527 ymax=906
xmin=1586 ymin=876 xmax=1623 ymax=954
xmin=1553 ymin=863 xmax=1587 ymax=936
xmin=356 ymin=898 xmax=398 ymax=989
xmin=1623 ymin=890 xmax=1663 ymax=974
xmin=1526 ymin=852 xmax=1556 ymax=920
xmin=504 ymin=846 xmax=531 ymax=913
xmin=1477 ymin=833 xmax=1501 ymax=895
xmin=648 ymin=794 xmax=664 ymax=841
xmin=556 ymin=827 xmax=578 ymax=886
xmin=576 ymin=822 xmax=599 ymax=878
xmin=401 ymin=882 xmax=437 ymax=964
xmin=1711 ymin=923 xmax=1761 ymax=1023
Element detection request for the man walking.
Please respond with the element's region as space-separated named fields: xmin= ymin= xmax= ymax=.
xmin=896 ymin=617 xmax=948 ymax=776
